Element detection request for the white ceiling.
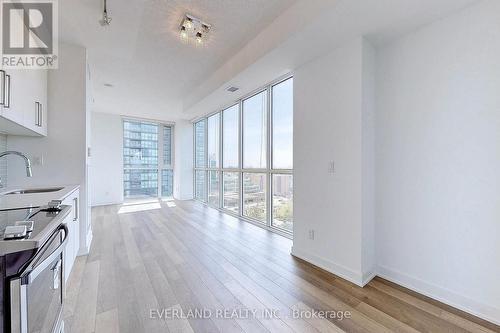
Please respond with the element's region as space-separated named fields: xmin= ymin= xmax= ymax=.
xmin=59 ymin=0 xmax=296 ymax=121
xmin=184 ymin=0 xmax=480 ymax=119
xmin=60 ymin=0 xmax=480 ymax=122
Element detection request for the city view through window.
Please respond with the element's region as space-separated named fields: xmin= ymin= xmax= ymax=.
xmin=194 ymin=77 xmax=293 ymax=233
xmin=123 ymin=120 xmax=173 ymax=199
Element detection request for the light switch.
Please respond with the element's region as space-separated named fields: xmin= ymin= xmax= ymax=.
xmin=308 ymin=229 xmax=315 ymax=240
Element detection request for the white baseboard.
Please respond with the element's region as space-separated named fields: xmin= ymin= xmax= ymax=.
xmin=291 ymin=246 xmax=367 ymax=287
xmin=77 ymin=228 xmax=93 ymax=256
xmin=173 ymin=196 xmax=194 ymax=201
xmin=91 ymin=201 xmax=122 ymax=207
xmin=362 ymin=270 xmax=377 ymax=286
xmin=378 ymin=265 xmax=500 ymax=326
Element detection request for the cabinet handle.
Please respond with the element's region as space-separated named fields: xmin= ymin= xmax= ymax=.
xmin=73 ymin=197 xmax=78 ymax=221
xmin=4 ymin=75 xmax=10 ymax=108
xmin=35 ymin=102 xmax=40 ymax=126
xmin=0 ymin=70 xmax=5 ymax=106
xmin=39 ymin=103 xmax=42 ymax=126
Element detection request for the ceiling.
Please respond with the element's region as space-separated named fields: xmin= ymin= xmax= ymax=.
xmin=59 ymin=0 xmax=296 ymax=121
xmin=184 ymin=0 xmax=480 ymax=118
xmin=60 ymin=0 xmax=480 ymax=122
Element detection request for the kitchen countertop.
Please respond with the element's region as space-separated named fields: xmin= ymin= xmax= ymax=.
xmin=0 ymin=185 xmax=79 ymax=211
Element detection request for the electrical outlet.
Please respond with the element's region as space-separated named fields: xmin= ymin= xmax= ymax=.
xmin=328 ymin=161 xmax=335 ymax=174
xmin=32 ymin=155 xmax=43 ymax=166
xmin=308 ymin=229 xmax=315 ymax=240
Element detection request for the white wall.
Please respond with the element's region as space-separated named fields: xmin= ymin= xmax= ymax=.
xmin=174 ymin=120 xmax=193 ymax=200
xmin=292 ymin=37 xmax=375 ymax=286
xmin=361 ymin=41 xmax=376 ymax=282
xmin=7 ymin=42 xmax=92 ymax=255
xmin=376 ymin=0 xmax=500 ymax=324
xmin=90 ymin=112 xmax=123 ymax=206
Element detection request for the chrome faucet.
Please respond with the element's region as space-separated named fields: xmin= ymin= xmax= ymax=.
xmin=0 ymin=151 xmax=33 ymax=181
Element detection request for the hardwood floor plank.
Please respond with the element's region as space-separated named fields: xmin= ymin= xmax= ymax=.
xmin=69 ymin=260 xmax=100 ymax=333
xmin=96 ymin=213 xmax=119 ymax=314
xmin=147 ymin=211 xmax=280 ymax=333
xmin=95 ymin=308 xmax=120 ymax=333
xmin=161 ymin=204 xmax=388 ymax=333
xmin=374 ymin=278 xmax=500 ymax=333
xmin=370 ymin=279 xmax=498 ymax=333
xmin=64 ymin=256 xmax=87 ymax=323
xmin=64 ymin=201 xmax=500 ymax=333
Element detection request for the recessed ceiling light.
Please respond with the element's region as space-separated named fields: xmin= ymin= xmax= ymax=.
xmin=104 ymin=83 xmax=113 ymax=87
xmin=226 ymin=86 xmax=239 ymax=92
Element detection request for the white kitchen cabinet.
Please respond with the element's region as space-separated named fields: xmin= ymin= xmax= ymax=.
xmin=18 ymin=69 xmax=48 ymax=135
xmin=0 ymin=68 xmax=48 ymax=136
xmin=62 ymin=189 xmax=80 ymax=282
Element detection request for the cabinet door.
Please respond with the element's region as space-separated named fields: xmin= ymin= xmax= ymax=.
xmin=20 ymin=69 xmax=47 ymax=134
xmin=69 ymin=194 xmax=80 ymax=259
xmin=32 ymin=69 xmax=48 ymax=135
xmin=62 ymin=190 xmax=80 ymax=282
xmin=0 ymin=4 xmax=3 ymax=119
xmin=62 ymin=213 xmax=74 ymax=283
xmin=0 ymin=69 xmax=47 ymax=136
xmin=0 ymin=70 xmax=27 ymax=125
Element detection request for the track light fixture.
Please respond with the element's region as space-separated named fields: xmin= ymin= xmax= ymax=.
xmin=100 ymin=0 xmax=112 ymax=26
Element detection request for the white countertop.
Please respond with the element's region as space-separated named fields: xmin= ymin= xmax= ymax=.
xmin=0 ymin=185 xmax=80 ymax=211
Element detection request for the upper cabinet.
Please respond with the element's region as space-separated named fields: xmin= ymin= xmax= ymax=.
xmin=0 ymin=68 xmax=48 ymax=136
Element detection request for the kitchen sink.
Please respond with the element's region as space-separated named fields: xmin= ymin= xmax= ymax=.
xmin=3 ymin=187 xmax=64 ymax=195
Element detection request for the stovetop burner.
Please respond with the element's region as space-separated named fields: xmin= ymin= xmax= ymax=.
xmin=0 ymin=207 xmax=62 ymax=240
xmin=0 ymin=205 xmax=70 ymax=257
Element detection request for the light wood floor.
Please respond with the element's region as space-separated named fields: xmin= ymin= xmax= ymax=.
xmin=63 ymin=200 xmax=500 ymax=333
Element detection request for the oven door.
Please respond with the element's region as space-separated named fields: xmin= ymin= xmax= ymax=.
xmin=9 ymin=224 xmax=68 ymax=333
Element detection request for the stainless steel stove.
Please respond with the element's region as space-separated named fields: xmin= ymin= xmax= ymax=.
xmin=0 ymin=204 xmax=71 ymax=333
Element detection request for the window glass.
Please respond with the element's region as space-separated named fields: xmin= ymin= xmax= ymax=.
xmin=123 ymin=120 xmax=158 ymax=168
xmin=123 ymin=120 xmax=159 ymax=198
xmin=208 ymin=171 xmax=220 ymax=206
xmin=223 ymin=172 xmax=239 ymax=213
xmin=162 ymin=169 xmax=173 ymax=197
xmin=272 ymin=174 xmax=293 ymax=231
xmin=208 ymin=114 xmax=220 ymax=168
xmin=195 ymin=170 xmax=206 ymax=201
xmin=243 ymin=173 xmax=266 ymax=222
xmin=223 ymin=105 xmax=239 ymax=168
xmin=163 ymin=126 xmax=172 ymax=166
xmin=272 ymin=78 xmax=293 ymax=169
xmin=195 ymin=120 xmax=206 ymax=168
xmin=243 ymin=91 xmax=267 ymax=169
xmin=124 ymin=169 xmax=158 ymax=198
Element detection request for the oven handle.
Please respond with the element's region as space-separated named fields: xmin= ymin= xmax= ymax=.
xmin=20 ymin=224 xmax=68 ymax=285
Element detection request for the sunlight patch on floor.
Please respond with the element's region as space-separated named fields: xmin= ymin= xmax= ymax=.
xmin=161 ymin=197 xmax=176 ymax=207
xmin=118 ymin=200 xmax=162 ymax=214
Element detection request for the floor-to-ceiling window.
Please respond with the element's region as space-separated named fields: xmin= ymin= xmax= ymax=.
xmin=123 ymin=119 xmax=174 ymax=199
xmin=193 ymin=76 xmax=293 ymax=235
xmin=270 ymin=78 xmax=293 ymax=232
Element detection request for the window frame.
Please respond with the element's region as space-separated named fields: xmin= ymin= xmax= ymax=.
xmin=192 ymin=74 xmax=293 ymax=238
